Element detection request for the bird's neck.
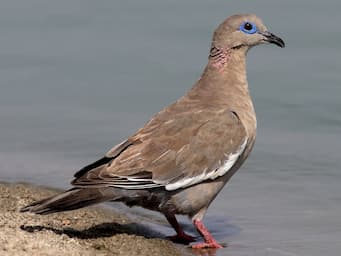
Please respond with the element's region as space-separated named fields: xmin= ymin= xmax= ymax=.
xmin=191 ymin=46 xmax=250 ymax=102
xmin=187 ymin=46 xmax=257 ymax=136
xmin=207 ymin=45 xmax=248 ymax=78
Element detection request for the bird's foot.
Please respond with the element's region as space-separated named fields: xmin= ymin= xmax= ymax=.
xmin=191 ymin=219 xmax=224 ymax=249
xmin=191 ymin=241 xmax=223 ymax=249
xmin=167 ymin=232 xmax=196 ymax=245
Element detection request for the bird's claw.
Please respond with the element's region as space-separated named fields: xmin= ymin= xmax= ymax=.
xmin=191 ymin=241 xmax=224 ymax=249
xmin=167 ymin=233 xmax=196 ymax=245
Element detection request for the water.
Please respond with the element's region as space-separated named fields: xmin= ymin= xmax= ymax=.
xmin=1 ymin=1 xmax=341 ymax=255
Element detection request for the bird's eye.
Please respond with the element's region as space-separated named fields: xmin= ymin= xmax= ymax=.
xmin=239 ymin=21 xmax=257 ymax=34
xmin=244 ymin=22 xmax=253 ymax=30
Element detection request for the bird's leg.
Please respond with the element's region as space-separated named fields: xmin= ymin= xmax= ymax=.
xmin=192 ymin=219 xmax=223 ymax=249
xmin=165 ymin=214 xmax=196 ymax=244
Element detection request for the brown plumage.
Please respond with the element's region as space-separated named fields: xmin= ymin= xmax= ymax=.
xmin=21 ymin=14 xmax=284 ymax=248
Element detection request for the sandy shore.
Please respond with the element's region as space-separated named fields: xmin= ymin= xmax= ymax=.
xmin=0 ymin=182 xmax=186 ymax=256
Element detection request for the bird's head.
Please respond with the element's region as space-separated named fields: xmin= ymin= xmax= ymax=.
xmin=212 ymin=14 xmax=285 ymax=51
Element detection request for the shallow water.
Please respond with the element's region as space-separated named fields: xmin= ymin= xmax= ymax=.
xmin=1 ymin=1 xmax=341 ymax=255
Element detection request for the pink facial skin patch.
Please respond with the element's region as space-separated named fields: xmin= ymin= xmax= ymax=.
xmin=209 ymin=46 xmax=231 ymax=71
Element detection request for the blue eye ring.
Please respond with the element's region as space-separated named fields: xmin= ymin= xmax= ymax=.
xmin=239 ymin=21 xmax=257 ymax=34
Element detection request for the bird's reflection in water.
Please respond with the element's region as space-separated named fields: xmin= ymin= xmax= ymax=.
xmin=190 ymin=247 xmax=219 ymax=256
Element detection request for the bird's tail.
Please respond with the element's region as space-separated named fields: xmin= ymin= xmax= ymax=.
xmin=20 ymin=187 xmax=116 ymax=215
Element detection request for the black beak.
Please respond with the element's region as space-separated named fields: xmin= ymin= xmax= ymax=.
xmin=261 ymin=31 xmax=285 ymax=48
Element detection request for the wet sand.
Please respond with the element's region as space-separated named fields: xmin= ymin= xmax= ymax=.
xmin=0 ymin=182 xmax=184 ymax=256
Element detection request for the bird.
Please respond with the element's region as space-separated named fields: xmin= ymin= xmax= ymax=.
xmin=21 ymin=14 xmax=285 ymax=249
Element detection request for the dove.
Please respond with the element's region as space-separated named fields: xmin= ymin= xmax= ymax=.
xmin=21 ymin=14 xmax=284 ymax=248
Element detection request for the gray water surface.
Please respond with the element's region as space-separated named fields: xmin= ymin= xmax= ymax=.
xmin=1 ymin=1 xmax=341 ymax=255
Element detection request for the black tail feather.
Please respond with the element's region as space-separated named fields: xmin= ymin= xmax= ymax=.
xmin=20 ymin=187 xmax=117 ymax=215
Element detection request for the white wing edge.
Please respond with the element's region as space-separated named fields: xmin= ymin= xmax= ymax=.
xmin=165 ymin=137 xmax=248 ymax=191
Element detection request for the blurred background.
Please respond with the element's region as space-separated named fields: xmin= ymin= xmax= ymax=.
xmin=0 ymin=1 xmax=340 ymax=255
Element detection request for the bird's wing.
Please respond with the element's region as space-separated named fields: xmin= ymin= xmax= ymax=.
xmin=72 ymin=107 xmax=247 ymax=191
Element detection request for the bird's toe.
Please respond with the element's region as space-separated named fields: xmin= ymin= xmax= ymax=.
xmin=167 ymin=233 xmax=197 ymax=245
xmin=191 ymin=241 xmax=224 ymax=249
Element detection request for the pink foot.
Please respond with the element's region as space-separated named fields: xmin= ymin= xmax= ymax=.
xmin=192 ymin=219 xmax=224 ymax=249
xmin=191 ymin=241 xmax=223 ymax=249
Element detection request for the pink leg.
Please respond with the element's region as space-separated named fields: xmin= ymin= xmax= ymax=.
xmin=191 ymin=219 xmax=223 ymax=249
xmin=165 ymin=214 xmax=196 ymax=244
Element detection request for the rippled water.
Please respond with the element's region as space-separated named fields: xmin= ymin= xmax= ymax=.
xmin=1 ymin=1 xmax=341 ymax=255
